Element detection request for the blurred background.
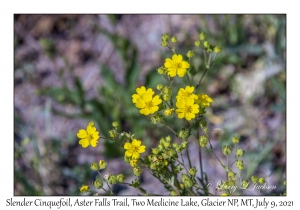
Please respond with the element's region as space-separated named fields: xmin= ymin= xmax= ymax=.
xmin=14 ymin=14 xmax=286 ymax=195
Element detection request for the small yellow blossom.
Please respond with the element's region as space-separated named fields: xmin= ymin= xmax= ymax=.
xmin=80 ymin=185 xmax=89 ymax=193
xmin=132 ymin=86 xmax=154 ymax=104
xmin=221 ymin=193 xmax=227 ymax=196
xmin=135 ymin=94 xmax=162 ymax=115
xmin=124 ymin=139 xmax=146 ymax=159
xmin=99 ymin=160 xmax=107 ymax=169
xmin=77 ymin=123 xmax=100 ymax=148
xmin=164 ymin=108 xmax=174 ymax=116
xmin=176 ymin=86 xmax=198 ymax=101
xmin=164 ymin=54 xmax=190 ymax=77
xmin=130 ymin=159 xmax=138 ymax=167
xmin=195 ymin=94 xmax=214 ymax=107
xmin=176 ymin=98 xmax=199 ymax=121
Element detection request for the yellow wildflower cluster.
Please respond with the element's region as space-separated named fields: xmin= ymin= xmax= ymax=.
xmin=132 ymin=86 xmax=162 ymax=115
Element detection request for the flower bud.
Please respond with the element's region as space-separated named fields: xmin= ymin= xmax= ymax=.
xmin=90 ymin=162 xmax=99 ymax=171
xmin=241 ymin=180 xmax=249 ymax=189
xmin=173 ymin=143 xmax=179 ymax=148
xmin=116 ymin=174 xmax=125 ymax=183
xmin=163 ymin=94 xmax=171 ymax=101
xmin=162 ymin=33 xmax=170 ymax=41
xmin=164 ymin=108 xmax=174 ymax=117
xmin=132 ymin=179 xmax=140 ymax=188
xmin=109 ymin=130 xmax=118 ymax=139
xmin=251 ymin=175 xmax=259 ymax=183
xmin=222 ymin=145 xmax=232 ymax=156
xmin=163 ymin=86 xmax=172 ymax=94
xmin=158 ymin=144 xmax=164 ymax=151
xmin=130 ymin=159 xmax=138 ymax=167
xmin=236 ymin=148 xmax=245 ymax=157
xmin=93 ymin=177 xmax=103 ymax=189
xmin=228 ymin=171 xmax=236 ymax=180
xmin=195 ymin=40 xmax=200 ymax=47
xmin=112 ymin=121 xmax=119 ymax=127
xmin=189 ymin=167 xmax=197 ymax=176
xmin=236 ymin=160 xmax=244 ymax=170
xmin=259 ymin=177 xmax=266 ymax=184
xmin=152 ymin=148 xmax=159 ymax=155
xmin=157 ymin=66 xmax=166 ymax=74
xmin=200 ymin=120 xmax=207 ymax=128
xmin=151 ymin=113 xmax=164 ymax=124
xmin=124 ymin=155 xmax=130 ymax=163
xmin=199 ymin=32 xmax=206 ymax=41
xmin=171 ymin=37 xmax=177 ymax=43
xmin=232 ymin=136 xmax=240 ymax=144
xmin=186 ymin=50 xmax=194 ymax=58
xmin=203 ymin=41 xmax=209 ymax=48
xmin=133 ymin=167 xmax=141 ymax=176
xmin=221 ymin=193 xmax=227 ymax=196
xmin=174 ymin=165 xmax=182 ymax=173
xmin=163 ymin=141 xmax=170 ymax=148
xmin=161 ymin=40 xmax=168 ymax=47
xmin=165 ymin=136 xmax=171 ymax=142
xmin=80 ymin=185 xmax=89 ymax=193
xmin=156 ymin=84 xmax=164 ymax=91
xmin=169 ymin=149 xmax=177 ymax=158
xmin=99 ymin=160 xmax=107 ymax=169
xmin=170 ymin=190 xmax=178 ymax=196
xmin=181 ymin=141 xmax=188 ymax=149
xmin=199 ymin=136 xmax=208 ymax=147
xmin=228 ymin=180 xmax=236 ymax=186
xmin=108 ymin=175 xmax=117 ymax=185
xmin=178 ymin=129 xmax=190 ymax=141
xmin=88 ymin=121 xmax=95 ymax=127
xmin=214 ymin=46 xmax=222 ymax=53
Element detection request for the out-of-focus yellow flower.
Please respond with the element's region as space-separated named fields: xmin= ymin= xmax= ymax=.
xmin=164 ymin=54 xmax=190 ymax=77
xmin=80 ymin=185 xmax=89 ymax=193
xmin=176 ymin=86 xmax=198 ymax=101
xmin=130 ymin=159 xmax=138 ymax=167
xmin=195 ymin=94 xmax=214 ymax=107
xmin=164 ymin=108 xmax=174 ymax=116
xmin=176 ymin=98 xmax=199 ymax=121
xmin=77 ymin=122 xmax=100 ymax=148
xmin=132 ymin=86 xmax=154 ymax=104
xmin=135 ymin=94 xmax=162 ymax=115
xmin=124 ymin=139 xmax=146 ymax=159
xmin=221 ymin=193 xmax=227 ymax=196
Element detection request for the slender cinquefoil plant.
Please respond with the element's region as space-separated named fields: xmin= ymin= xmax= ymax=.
xmin=77 ymin=32 xmax=272 ymax=196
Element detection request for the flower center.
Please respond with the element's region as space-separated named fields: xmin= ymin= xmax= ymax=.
xmin=87 ymin=134 xmax=93 ymax=142
xmin=145 ymin=101 xmax=154 ymax=109
xmin=174 ymin=62 xmax=182 ymax=69
xmin=185 ymin=105 xmax=193 ymax=114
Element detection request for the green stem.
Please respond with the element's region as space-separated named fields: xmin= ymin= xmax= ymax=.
xmin=186 ymin=147 xmax=192 ymax=169
xmin=195 ymin=67 xmax=208 ymax=91
xmin=161 ymin=123 xmax=177 ymax=135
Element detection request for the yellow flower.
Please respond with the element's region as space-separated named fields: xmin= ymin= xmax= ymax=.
xmin=77 ymin=123 xmax=100 ymax=148
xmin=176 ymin=98 xmax=199 ymax=121
xmin=164 ymin=54 xmax=190 ymax=77
xmin=176 ymin=86 xmax=198 ymax=101
xmin=132 ymin=86 xmax=154 ymax=104
xmin=221 ymin=193 xmax=227 ymax=196
xmin=164 ymin=108 xmax=174 ymax=116
xmin=135 ymin=94 xmax=162 ymax=115
xmin=80 ymin=185 xmax=89 ymax=193
xmin=195 ymin=94 xmax=214 ymax=107
xmin=124 ymin=139 xmax=146 ymax=159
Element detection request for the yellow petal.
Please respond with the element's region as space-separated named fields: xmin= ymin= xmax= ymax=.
xmin=87 ymin=125 xmax=96 ymax=134
xmin=177 ymin=112 xmax=184 ymax=119
xmin=79 ymin=139 xmax=89 ymax=148
xmin=152 ymin=95 xmax=162 ymax=105
xmin=90 ymin=139 xmax=98 ymax=147
xmin=185 ymin=113 xmax=195 ymax=121
xmin=132 ymin=139 xmax=141 ymax=147
xmin=138 ymin=145 xmax=146 ymax=153
xmin=136 ymin=86 xmax=146 ymax=95
xmin=192 ymin=104 xmax=199 ymax=113
xmin=136 ymin=98 xmax=146 ymax=108
xmin=77 ymin=129 xmax=87 ymax=138
xmin=132 ymin=152 xmax=140 ymax=159
xmin=150 ymin=106 xmax=159 ymax=114
xmin=177 ymin=68 xmax=187 ymax=77
xmin=146 ymin=88 xmax=154 ymax=96
xmin=186 ymin=86 xmax=194 ymax=93
xmin=140 ymin=108 xmax=150 ymax=115
xmin=176 ymin=100 xmax=185 ymax=109
xmin=181 ymin=60 xmax=190 ymax=68
xmin=173 ymin=54 xmax=182 ymax=63
xmin=164 ymin=58 xmax=173 ymax=68
xmin=185 ymin=98 xmax=194 ymax=106
xmin=142 ymin=93 xmax=152 ymax=102
xmin=125 ymin=150 xmax=133 ymax=157
xmin=124 ymin=142 xmax=131 ymax=149
xmin=167 ymin=68 xmax=177 ymax=77
xmin=132 ymin=94 xmax=140 ymax=103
